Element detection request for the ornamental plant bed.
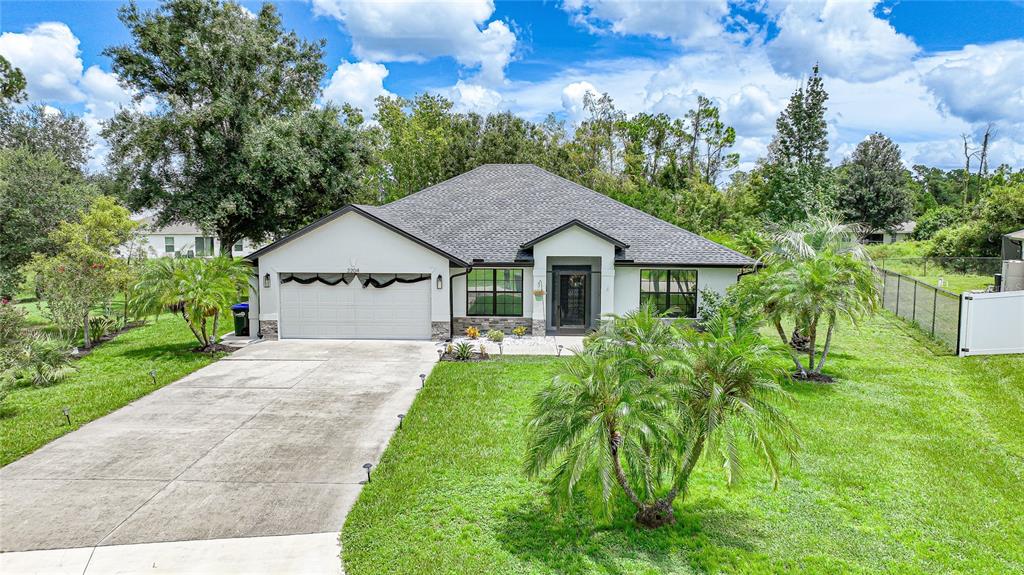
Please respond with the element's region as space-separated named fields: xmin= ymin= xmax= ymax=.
xmin=439 ymin=352 xmax=490 ymax=362
xmin=70 ymin=320 xmax=146 ymax=360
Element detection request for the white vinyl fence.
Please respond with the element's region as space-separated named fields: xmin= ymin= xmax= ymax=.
xmin=957 ymin=291 xmax=1024 ymax=356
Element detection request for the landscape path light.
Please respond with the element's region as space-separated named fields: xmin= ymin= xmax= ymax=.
xmin=62 ymin=406 xmax=71 ymax=425
xmin=362 ymin=463 xmax=373 ymax=483
xmin=419 ymin=373 xmax=426 ymax=388
xmin=397 ymin=413 xmax=405 ymax=428
xmin=557 ymin=344 xmax=563 ymax=357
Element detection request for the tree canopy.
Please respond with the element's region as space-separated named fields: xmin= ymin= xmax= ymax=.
xmin=103 ymin=0 xmax=363 ymax=252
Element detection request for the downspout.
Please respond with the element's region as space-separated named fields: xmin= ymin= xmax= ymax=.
xmin=448 ymin=266 xmax=473 ymax=341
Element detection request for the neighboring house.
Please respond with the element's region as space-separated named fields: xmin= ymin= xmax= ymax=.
xmin=865 ymin=221 xmax=916 ymax=244
xmin=245 ymin=164 xmax=755 ymax=341
xmin=133 ymin=216 xmax=260 ymax=258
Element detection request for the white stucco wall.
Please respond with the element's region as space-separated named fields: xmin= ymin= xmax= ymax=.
xmin=532 ymin=226 xmax=617 ymax=328
xmin=136 ymin=234 xmax=259 ymax=258
xmin=255 ymin=211 xmax=450 ymax=322
xmin=613 ymin=266 xmax=741 ymax=317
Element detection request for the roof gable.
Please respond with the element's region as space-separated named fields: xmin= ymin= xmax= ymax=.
xmin=521 ymin=220 xmax=628 ymax=250
xmin=245 ymin=205 xmax=467 ymax=265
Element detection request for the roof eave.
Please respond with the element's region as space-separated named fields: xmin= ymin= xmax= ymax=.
xmin=244 ymin=205 xmax=469 ymax=267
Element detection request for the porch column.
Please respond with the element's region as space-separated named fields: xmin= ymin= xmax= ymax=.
xmin=600 ymin=255 xmax=615 ymax=320
xmin=531 ymin=255 xmax=547 ymax=335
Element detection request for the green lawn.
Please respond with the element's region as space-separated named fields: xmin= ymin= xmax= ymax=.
xmin=0 ymin=315 xmax=228 ymax=466
xmin=342 ymin=314 xmax=1023 ymax=574
xmin=878 ymin=259 xmax=993 ymax=294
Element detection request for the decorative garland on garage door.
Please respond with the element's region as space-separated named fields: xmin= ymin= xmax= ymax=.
xmin=280 ymin=273 xmax=430 ymax=289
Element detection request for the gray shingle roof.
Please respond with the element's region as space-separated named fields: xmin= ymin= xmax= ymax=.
xmin=363 ymin=164 xmax=753 ymax=267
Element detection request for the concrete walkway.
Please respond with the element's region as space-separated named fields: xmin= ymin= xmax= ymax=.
xmin=0 ymin=339 xmax=438 ymax=574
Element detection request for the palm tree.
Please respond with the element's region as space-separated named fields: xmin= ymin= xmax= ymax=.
xmin=524 ymin=350 xmax=677 ymax=526
xmin=666 ymin=312 xmax=800 ymax=506
xmin=524 ymin=308 xmax=799 ymax=529
xmin=769 ymin=253 xmax=879 ymax=377
xmin=761 ymin=215 xmax=873 ymax=351
xmin=134 ymin=256 xmax=251 ymax=350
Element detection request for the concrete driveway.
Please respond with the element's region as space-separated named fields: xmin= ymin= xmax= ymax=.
xmin=0 ymin=339 xmax=438 ymax=574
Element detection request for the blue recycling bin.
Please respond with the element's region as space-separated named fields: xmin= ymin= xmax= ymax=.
xmin=231 ymin=303 xmax=249 ymax=337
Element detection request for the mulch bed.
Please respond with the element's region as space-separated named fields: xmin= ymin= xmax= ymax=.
xmin=71 ymin=321 xmax=146 ymax=359
xmin=439 ymin=352 xmax=492 ymax=362
xmin=792 ymin=371 xmax=834 ymax=383
xmin=193 ymin=343 xmax=238 ymax=354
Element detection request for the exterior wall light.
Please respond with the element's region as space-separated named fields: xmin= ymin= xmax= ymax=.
xmin=263 ymin=273 xmax=270 ymax=288
xmin=436 ymin=274 xmax=444 ymax=290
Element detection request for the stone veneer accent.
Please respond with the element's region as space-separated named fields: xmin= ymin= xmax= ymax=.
xmin=454 ymin=316 xmax=532 ymax=337
xmin=532 ymin=319 xmax=547 ymax=337
xmin=259 ymin=320 xmax=279 ymax=340
xmin=431 ymin=321 xmax=450 ymax=341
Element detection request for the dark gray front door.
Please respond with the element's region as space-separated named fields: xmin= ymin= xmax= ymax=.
xmin=555 ymin=270 xmax=588 ymax=333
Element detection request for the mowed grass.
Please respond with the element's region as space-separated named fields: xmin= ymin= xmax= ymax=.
xmin=0 ymin=316 xmax=227 ymax=466
xmin=878 ymin=260 xmax=993 ymax=294
xmin=341 ymin=314 xmax=1024 ymax=574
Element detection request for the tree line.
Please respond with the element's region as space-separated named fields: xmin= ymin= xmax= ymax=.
xmin=3 ymin=0 xmax=1023 ymax=303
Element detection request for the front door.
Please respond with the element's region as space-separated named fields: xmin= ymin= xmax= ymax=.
xmin=555 ymin=270 xmax=589 ymax=334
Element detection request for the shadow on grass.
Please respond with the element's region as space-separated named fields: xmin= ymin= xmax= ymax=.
xmin=494 ymin=495 xmax=762 ymax=574
xmin=119 ymin=342 xmax=201 ymax=359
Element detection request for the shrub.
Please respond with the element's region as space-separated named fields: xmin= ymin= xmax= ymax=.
xmin=88 ymin=315 xmax=122 ymax=341
xmin=487 ymin=329 xmax=504 ymax=343
xmin=465 ymin=326 xmax=480 ymax=339
xmin=453 ymin=341 xmax=474 ymax=361
xmin=512 ymin=326 xmax=527 ymax=338
xmin=6 ymin=335 xmax=76 ymax=387
xmin=695 ymin=288 xmax=723 ymax=329
xmin=0 ymin=301 xmax=29 ymax=347
xmin=913 ymin=206 xmax=963 ymax=241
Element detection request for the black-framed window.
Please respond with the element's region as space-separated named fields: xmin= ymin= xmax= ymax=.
xmin=467 ymin=268 xmax=523 ymax=316
xmin=640 ymin=269 xmax=697 ymax=318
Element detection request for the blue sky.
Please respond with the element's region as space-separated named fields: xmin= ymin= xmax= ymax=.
xmin=2 ymin=0 xmax=1023 ymax=172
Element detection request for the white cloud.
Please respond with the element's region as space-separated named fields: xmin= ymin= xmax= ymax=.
xmin=310 ymin=0 xmax=516 ymax=85
xmin=449 ymin=80 xmax=503 ymax=114
xmin=322 ymin=60 xmax=393 ymax=114
xmin=562 ymin=0 xmax=732 ymax=46
xmin=723 ymin=85 xmax=782 ymax=137
xmin=560 ymin=81 xmax=598 ymax=122
xmin=0 ymin=22 xmax=157 ymax=171
xmin=0 ymin=22 xmax=85 ymax=102
xmin=920 ymin=40 xmax=1024 ymax=134
xmin=765 ymin=0 xmax=920 ymax=82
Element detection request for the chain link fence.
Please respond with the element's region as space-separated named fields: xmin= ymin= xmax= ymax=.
xmin=876 ymin=257 xmax=1002 ymax=279
xmin=879 ymin=269 xmax=961 ymax=352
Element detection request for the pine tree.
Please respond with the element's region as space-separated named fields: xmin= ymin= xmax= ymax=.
xmin=760 ymin=64 xmax=834 ymax=224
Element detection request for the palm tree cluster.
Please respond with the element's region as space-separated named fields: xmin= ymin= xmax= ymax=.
xmin=524 ymin=304 xmax=799 ymax=529
xmin=133 ymin=257 xmax=251 ymax=350
xmin=737 ymin=215 xmax=880 ymax=379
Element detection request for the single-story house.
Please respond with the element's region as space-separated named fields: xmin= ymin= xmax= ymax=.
xmin=132 ymin=216 xmax=261 ymax=258
xmin=864 ymin=221 xmax=915 ymax=244
xmin=245 ymin=164 xmax=755 ymax=340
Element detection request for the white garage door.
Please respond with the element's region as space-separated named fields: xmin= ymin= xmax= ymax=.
xmin=279 ymin=276 xmax=431 ymax=339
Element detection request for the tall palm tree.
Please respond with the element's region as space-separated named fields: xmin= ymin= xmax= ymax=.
xmin=769 ymin=253 xmax=879 ymax=376
xmin=134 ymin=256 xmax=251 ymax=350
xmin=761 ymin=215 xmax=874 ymax=351
xmin=524 ymin=308 xmax=799 ymax=529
